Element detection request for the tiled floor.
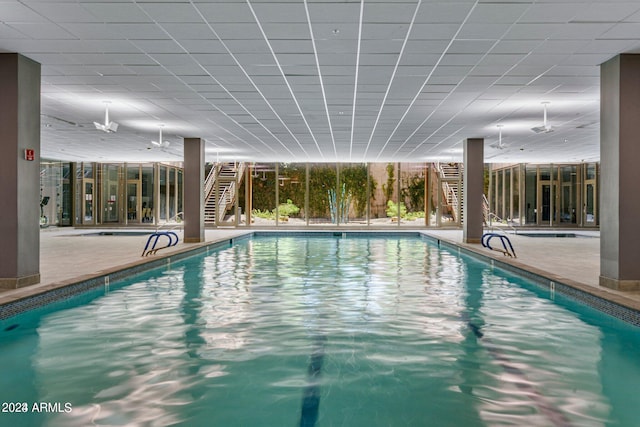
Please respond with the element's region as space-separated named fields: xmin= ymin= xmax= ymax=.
xmin=2 ymin=227 xmax=639 ymax=312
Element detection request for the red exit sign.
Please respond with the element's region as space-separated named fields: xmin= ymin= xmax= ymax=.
xmin=24 ymin=149 xmax=35 ymax=161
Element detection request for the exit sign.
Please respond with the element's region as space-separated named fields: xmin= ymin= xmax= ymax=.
xmin=24 ymin=149 xmax=35 ymax=161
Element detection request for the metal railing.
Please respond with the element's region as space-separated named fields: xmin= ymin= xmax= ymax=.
xmin=436 ymin=162 xmax=462 ymax=223
xmin=204 ymin=162 xmax=246 ymax=224
xmin=481 ymin=232 xmax=517 ymax=258
xmin=141 ymin=231 xmax=179 ymax=256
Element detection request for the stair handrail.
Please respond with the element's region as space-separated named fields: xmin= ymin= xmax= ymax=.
xmin=204 ymin=163 xmax=221 ymax=199
xmin=215 ymin=162 xmax=245 ymax=223
xmin=436 ymin=162 xmax=462 ymax=223
xmin=204 ymin=162 xmax=247 ymax=224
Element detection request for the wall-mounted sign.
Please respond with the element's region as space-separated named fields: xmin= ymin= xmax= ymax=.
xmin=24 ymin=149 xmax=35 ymax=161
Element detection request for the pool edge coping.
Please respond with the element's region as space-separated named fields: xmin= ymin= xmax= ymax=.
xmin=2 ymin=229 xmax=639 ymax=327
xmin=0 ymin=231 xmax=255 ymax=319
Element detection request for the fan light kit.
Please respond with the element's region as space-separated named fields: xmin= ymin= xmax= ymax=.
xmin=490 ymin=125 xmax=507 ymax=150
xmin=94 ymin=101 xmax=119 ymax=133
xmin=531 ymin=102 xmax=554 ymax=134
xmin=151 ymin=124 xmax=170 ymax=148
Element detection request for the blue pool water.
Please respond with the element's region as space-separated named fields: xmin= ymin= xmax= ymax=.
xmin=1 ymin=235 xmax=639 ymax=426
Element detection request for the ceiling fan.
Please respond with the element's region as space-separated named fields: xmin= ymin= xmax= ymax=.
xmin=150 ymin=124 xmax=170 ymax=148
xmin=531 ymin=102 xmax=554 ymax=134
xmin=490 ymin=125 xmax=507 ymax=150
xmin=93 ymin=101 xmax=119 ymax=133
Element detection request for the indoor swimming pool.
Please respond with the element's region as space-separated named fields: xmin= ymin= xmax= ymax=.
xmin=1 ymin=234 xmax=639 ymax=426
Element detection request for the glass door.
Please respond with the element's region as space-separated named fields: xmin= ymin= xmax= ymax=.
xmin=83 ymin=180 xmax=94 ymax=224
xmin=584 ymin=180 xmax=596 ymax=225
xmin=102 ymin=164 xmax=120 ymax=223
xmin=583 ymin=163 xmax=597 ymax=226
xmin=127 ymin=181 xmax=140 ymax=223
xmin=538 ymin=181 xmax=558 ymax=225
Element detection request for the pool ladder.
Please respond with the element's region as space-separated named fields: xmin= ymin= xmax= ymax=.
xmin=141 ymin=231 xmax=179 ymax=257
xmin=481 ymin=232 xmax=516 ymax=258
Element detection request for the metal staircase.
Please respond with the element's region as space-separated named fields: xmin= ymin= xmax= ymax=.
xmin=436 ymin=162 xmax=463 ymax=223
xmin=204 ymin=162 xmax=246 ymax=225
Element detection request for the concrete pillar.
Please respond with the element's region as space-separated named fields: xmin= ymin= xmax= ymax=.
xmin=599 ymin=54 xmax=640 ymax=291
xmin=0 ymin=54 xmax=41 ymax=289
xmin=463 ymin=138 xmax=484 ymax=244
xmin=183 ymin=138 xmax=205 ymax=243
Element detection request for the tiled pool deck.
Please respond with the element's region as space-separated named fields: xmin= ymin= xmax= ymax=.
xmin=2 ymin=227 xmax=639 ymax=319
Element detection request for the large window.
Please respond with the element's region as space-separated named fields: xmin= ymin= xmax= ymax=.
xmin=308 ymin=163 xmax=337 ymax=225
xmin=277 ymin=163 xmax=306 ymax=226
xmin=339 ymin=163 xmax=372 ymax=226
xmin=400 ymin=163 xmax=426 ymax=227
xmin=39 ymin=160 xmax=70 ymax=227
xmin=55 ymin=160 xmax=599 ymax=229
xmin=251 ymin=163 xmax=277 ymax=226
xmin=512 ymin=165 xmax=520 ymax=225
xmin=141 ymin=166 xmax=154 ymax=223
xmin=584 ymin=163 xmax=597 ymax=226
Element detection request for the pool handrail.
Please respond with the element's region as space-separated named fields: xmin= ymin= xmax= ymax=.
xmin=141 ymin=231 xmax=179 ymax=256
xmin=481 ymin=232 xmax=517 ymax=258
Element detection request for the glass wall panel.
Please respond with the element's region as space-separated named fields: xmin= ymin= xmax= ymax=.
xmin=512 ymin=165 xmax=520 ymax=225
xmin=369 ymin=163 xmax=389 ymax=225
xmin=61 ymin=163 xmax=72 ymax=226
xmin=496 ymin=170 xmax=503 ymax=219
xmin=428 ymin=165 xmax=438 ymax=226
xmin=127 ymin=165 xmax=139 ymax=180
xmin=538 ymin=165 xmax=553 ymax=224
xmin=505 ymin=169 xmax=511 ymax=220
xmin=277 ymin=163 xmax=306 ymax=226
xmin=39 ymin=161 xmax=64 ymax=227
xmin=369 ymin=163 xmax=399 ymax=227
xmin=400 ymin=163 xmax=426 ymax=227
xmin=159 ymin=166 xmax=167 ymax=221
xmin=74 ymin=164 xmax=81 ymax=225
xmin=445 ymin=163 xmax=462 ymax=225
xmin=168 ymin=167 xmax=176 ymax=219
xmin=524 ymin=165 xmax=537 ymax=225
xmin=308 ymin=163 xmax=337 ymax=225
xmin=82 ymin=163 xmax=95 ymax=225
xmin=338 ymin=163 xmax=371 ymax=226
xmin=251 ymin=163 xmax=277 ymax=226
xmin=560 ymin=165 xmax=578 ymax=224
xmin=127 ymin=182 xmax=139 ymax=222
xmin=141 ymin=166 xmax=154 ymax=223
xmin=102 ymin=164 xmax=120 ymax=223
xmin=584 ymin=163 xmax=597 ymax=225
xmin=177 ymin=170 xmax=183 ymax=220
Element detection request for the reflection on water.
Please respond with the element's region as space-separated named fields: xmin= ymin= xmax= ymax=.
xmin=0 ymin=236 xmax=637 ymax=426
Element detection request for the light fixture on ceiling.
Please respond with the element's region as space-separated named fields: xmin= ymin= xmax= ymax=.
xmin=531 ymin=101 xmax=553 ymax=134
xmin=151 ymin=124 xmax=170 ymax=148
xmin=490 ymin=125 xmax=506 ymax=150
xmin=94 ymin=101 xmax=119 ymax=133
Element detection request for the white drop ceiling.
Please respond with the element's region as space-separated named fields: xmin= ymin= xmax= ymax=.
xmin=2 ymin=0 xmax=640 ymax=163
